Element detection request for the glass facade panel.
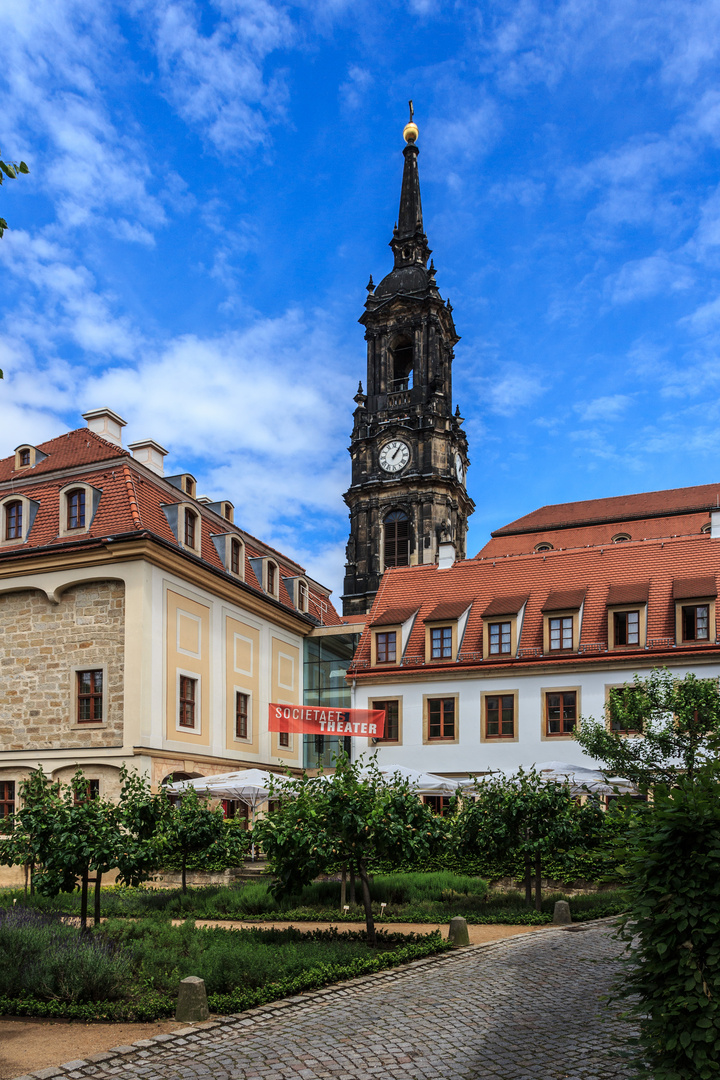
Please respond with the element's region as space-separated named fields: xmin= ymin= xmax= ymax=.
xmin=303 ymin=631 xmax=360 ymax=769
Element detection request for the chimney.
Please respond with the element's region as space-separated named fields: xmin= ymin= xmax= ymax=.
xmin=438 ymin=541 xmax=456 ymax=569
xmin=711 ymin=510 xmax=720 ymax=539
xmin=82 ymin=407 xmax=127 ymax=447
xmin=127 ymin=438 xmax=169 ymax=476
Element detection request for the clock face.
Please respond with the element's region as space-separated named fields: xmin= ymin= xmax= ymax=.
xmin=454 ymin=452 xmax=464 ymax=484
xmin=379 ymin=440 xmax=410 ymax=473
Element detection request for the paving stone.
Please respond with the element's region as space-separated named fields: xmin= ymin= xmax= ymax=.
xmin=15 ymin=927 xmax=636 ymax=1080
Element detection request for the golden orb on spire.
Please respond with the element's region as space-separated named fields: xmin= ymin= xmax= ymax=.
xmin=403 ymin=99 xmax=418 ymax=144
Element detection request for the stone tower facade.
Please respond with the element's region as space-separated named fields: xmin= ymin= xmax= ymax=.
xmin=341 ymin=116 xmax=475 ymax=616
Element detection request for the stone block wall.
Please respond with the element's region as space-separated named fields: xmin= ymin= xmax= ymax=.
xmin=0 ymin=581 xmax=125 ymax=751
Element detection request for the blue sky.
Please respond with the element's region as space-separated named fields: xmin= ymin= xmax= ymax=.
xmin=3 ymin=1 xmax=720 ymax=601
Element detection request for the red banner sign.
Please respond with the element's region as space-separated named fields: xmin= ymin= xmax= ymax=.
xmin=268 ymin=703 xmax=386 ymax=738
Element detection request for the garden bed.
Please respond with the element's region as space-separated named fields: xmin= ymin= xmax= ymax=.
xmin=0 ymin=908 xmax=450 ymax=1022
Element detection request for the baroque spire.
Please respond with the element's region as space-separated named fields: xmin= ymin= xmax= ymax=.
xmin=390 ymin=101 xmax=431 ymax=271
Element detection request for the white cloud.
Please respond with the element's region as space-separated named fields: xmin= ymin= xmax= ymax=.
xmin=575 ymin=395 xmax=632 ymax=422
xmin=140 ymin=0 xmax=294 ymax=153
xmin=476 ymin=363 xmax=545 ymax=416
xmin=339 ymin=66 xmax=373 ymax=111
xmin=607 ymin=254 xmax=693 ymax=304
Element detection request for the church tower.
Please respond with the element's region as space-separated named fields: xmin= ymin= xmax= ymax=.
xmin=342 ymin=109 xmax=475 ymax=617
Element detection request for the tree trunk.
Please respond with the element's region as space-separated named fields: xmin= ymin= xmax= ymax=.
xmin=349 ymin=866 xmax=356 ymax=907
xmin=357 ymin=859 xmax=376 ymax=946
xmin=340 ymin=865 xmax=347 ymax=909
xmin=182 ymin=851 xmax=187 ymax=893
xmin=534 ymin=850 xmax=542 ymax=912
xmin=30 ymin=860 xmax=35 ymax=896
xmin=80 ymin=869 xmax=89 ymax=931
xmin=94 ymin=870 xmax=103 ymax=926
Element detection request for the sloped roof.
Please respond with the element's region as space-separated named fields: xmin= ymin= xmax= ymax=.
xmin=0 ymin=427 xmax=341 ymax=626
xmin=350 ymin=534 xmax=720 ymax=674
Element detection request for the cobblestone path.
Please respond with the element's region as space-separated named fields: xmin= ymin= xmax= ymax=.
xmin=17 ymin=924 xmax=636 ymax=1080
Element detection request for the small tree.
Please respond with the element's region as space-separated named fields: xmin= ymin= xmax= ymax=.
xmin=0 ymin=768 xmax=58 ymax=894
xmin=574 ymin=668 xmax=720 ymax=791
xmin=256 ymin=754 xmax=446 ymax=944
xmin=159 ymin=786 xmax=227 ymax=892
xmin=615 ymin=762 xmax=720 ymax=1079
xmin=455 ymin=768 xmax=601 ymax=909
xmin=115 ymin=765 xmax=168 ymax=888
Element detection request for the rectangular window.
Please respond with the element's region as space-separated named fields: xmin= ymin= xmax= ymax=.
xmin=231 ymin=540 xmax=241 ymax=575
xmin=179 ymin=675 xmax=197 ymax=728
xmin=682 ymin=604 xmax=709 ymax=641
xmin=372 ymin=699 xmax=399 ymax=742
xmin=235 ymin=692 xmax=249 ymax=739
xmin=546 ymin=691 xmax=577 ymax=735
xmin=609 ymin=686 xmax=641 ymax=734
xmin=430 ymin=626 xmax=452 ymax=659
xmin=267 ymin=562 xmax=276 ymax=595
xmin=423 ymin=795 xmax=452 ymax=816
xmin=67 ymin=489 xmax=86 ymax=530
xmin=428 ymin=697 xmax=455 ymax=740
xmin=489 ymin=621 xmax=511 ymax=655
xmin=549 ymin=616 xmax=573 ymax=651
xmin=614 ymin=610 xmax=640 ymax=646
xmin=77 ymin=669 xmax=103 ymax=722
xmin=0 ymin=781 xmax=15 ymax=828
xmin=6 ymin=501 xmax=22 ymax=540
xmin=74 ymin=779 xmax=100 ymax=804
xmin=184 ymin=510 xmax=196 ymax=548
xmin=278 ymin=731 xmax=290 ymax=747
xmin=376 ymin=631 xmax=397 ymax=664
xmin=485 ymin=694 xmax=515 ymax=739
xmin=19 ymin=449 xmax=30 ymax=466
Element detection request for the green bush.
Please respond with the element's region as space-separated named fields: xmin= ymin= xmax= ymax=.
xmin=616 ymin=766 xmax=720 ymax=1080
xmin=0 ymin=908 xmax=134 ymax=1002
xmin=0 ymin=923 xmax=449 ymax=1021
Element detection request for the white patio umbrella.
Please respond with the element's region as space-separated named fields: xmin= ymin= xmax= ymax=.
xmin=164 ymin=768 xmax=293 ymax=858
xmin=455 ymin=761 xmax=635 ymax=797
xmin=358 ymin=762 xmax=462 ymax=796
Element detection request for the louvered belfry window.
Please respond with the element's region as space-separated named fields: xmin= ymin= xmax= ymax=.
xmin=384 ymin=510 xmax=409 ymax=568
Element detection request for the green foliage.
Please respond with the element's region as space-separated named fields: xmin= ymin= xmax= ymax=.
xmin=615 ymin=764 xmax=720 ymax=1079
xmin=255 ymin=754 xmax=446 ymax=941
xmin=0 ymin=919 xmax=448 ymax=1021
xmin=159 ymin=786 xmax=228 ymax=892
xmin=161 ymin=816 xmax=249 ymax=874
xmin=454 ymin=767 xmax=604 ymax=908
xmin=0 ymin=908 xmax=134 ymax=1003
xmin=575 ymin=668 xmax=720 ymax=790
xmin=0 ymin=148 xmax=29 ymax=243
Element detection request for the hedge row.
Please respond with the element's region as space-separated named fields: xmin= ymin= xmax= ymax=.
xmin=0 ymin=933 xmax=451 ymax=1022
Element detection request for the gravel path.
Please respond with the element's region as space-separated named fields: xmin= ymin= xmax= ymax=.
xmin=12 ymin=922 xmax=635 ymax=1080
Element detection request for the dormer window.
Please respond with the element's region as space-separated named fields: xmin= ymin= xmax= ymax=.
xmin=430 ymin=626 xmax=452 ymax=659
xmin=231 ymin=539 xmax=241 ymax=575
xmin=481 ymin=595 xmax=527 ymax=660
xmin=607 ymin=582 xmax=648 ymax=650
xmin=541 ymin=590 xmax=585 ymax=653
xmin=370 ymin=606 xmax=418 ymax=667
xmin=185 ymin=477 xmax=195 ymax=496
xmin=612 ymin=533 xmax=631 ymax=543
xmin=184 ymin=509 xmax=197 ymax=548
xmin=264 ymin=560 xmax=279 ymax=598
xmin=1 ymin=494 xmax=39 ymax=546
xmin=297 ymin=578 xmax=309 ymax=613
xmin=67 ymin=488 xmax=86 ymax=530
xmin=223 ymin=502 xmax=234 ymax=522
xmin=534 ymin=543 xmax=553 ymax=553
xmin=673 ymin=577 xmax=717 ymax=645
xmin=14 ymin=445 xmax=46 ymax=470
xmin=5 ymin=501 xmax=22 ymax=540
xmin=423 ymin=599 xmax=470 ymax=663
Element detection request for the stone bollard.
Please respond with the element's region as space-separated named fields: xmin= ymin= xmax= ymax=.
xmin=176 ymin=976 xmax=210 ymax=1022
xmin=448 ymin=916 xmax=470 ymax=946
xmin=553 ymin=900 xmax=572 ymax=925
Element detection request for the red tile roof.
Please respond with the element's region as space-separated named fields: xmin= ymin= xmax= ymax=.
xmin=0 ymin=428 xmax=128 ymax=482
xmin=369 ymin=605 xmax=419 ymax=626
xmin=350 ymin=534 xmax=720 ymax=674
xmin=0 ymin=426 xmax=341 ymax=626
xmin=491 ymin=482 xmax=720 ymax=535
xmin=424 ymin=598 xmax=473 ymax=621
xmin=672 ymin=576 xmax=717 ymax=599
xmin=541 ymin=588 xmax=587 ymax=612
xmin=481 ymin=595 xmax=528 ymax=618
xmin=607 ymin=581 xmax=650 ymax=604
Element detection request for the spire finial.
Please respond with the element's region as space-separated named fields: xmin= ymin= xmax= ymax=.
xmin=403 ymin=100 xmax=418 ymax=144
xmin=366 ymin=274 xmax=374 ymax=293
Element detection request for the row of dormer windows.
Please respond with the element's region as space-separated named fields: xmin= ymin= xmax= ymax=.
xmin=0 ymin=491 xmax=312 ymax=617
xmin=371 ymin=596 xmax=716 ymax=666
